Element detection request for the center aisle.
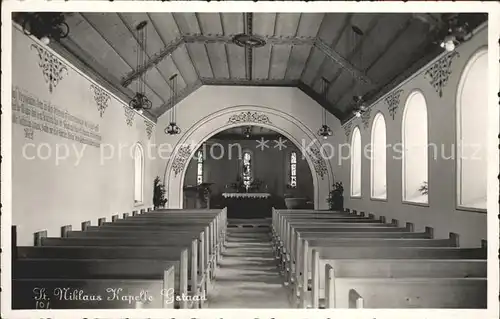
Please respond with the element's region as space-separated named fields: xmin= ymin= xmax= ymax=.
xmin=207 ymin=226 xmax=292 ymax=308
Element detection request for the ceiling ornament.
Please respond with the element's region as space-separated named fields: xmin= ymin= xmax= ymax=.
xmin=385 ymin=88 xmax=404 ymax=120
xmin=172 ymin=144 xmax=192 ymax=177
xmin=232 ymin=34 xmax=267 ymax=48
xmin=307 ymin=147 xmax=328 ymax=180
xmin=90 ymin=84 xmax=111 ymax=118
xmin=123 ymin=104 xmax=135 ymax=127
xmin=21 ymin=13 xmax=69 ymax=45
xmin=424 ymin=51 xmax=459 ymax=98
xmin=30 ymin=43 xmax=68 ymax=93
xmin=227 ymin=111 xmax=272 ymax=126
xmin=145 ymin=120 xmax=154 ymax=140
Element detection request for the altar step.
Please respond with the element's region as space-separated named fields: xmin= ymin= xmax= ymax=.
xmin=227 ymin=218 xmax=271 ymax=229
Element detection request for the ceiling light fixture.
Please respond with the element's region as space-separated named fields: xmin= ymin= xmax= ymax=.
xmin=129 ymin=21 xmax=153 ymax=113
xmin=243 ymin=126 xmax=252 ymax=138
xmin=165 ymin=74 xmax=181 ymax=135
xmin=20 ymin=13 xmax=69 ymax=45
xmin=351 ymin=25 xmax=368 ymax=118
xmin=317 ymin=77 xmax=333 ymax=140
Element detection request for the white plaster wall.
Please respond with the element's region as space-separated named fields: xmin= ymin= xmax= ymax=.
xmin=12 ymin=28 xmax=155 ymax=245
xmin=155 ymin=86 xmax=341 ymax=209
xmin=335 ymin=26 xmax=488 ymax=248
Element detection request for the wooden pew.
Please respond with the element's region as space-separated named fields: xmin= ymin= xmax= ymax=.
xmin=13 ymin=264 xmax=175 ymax=309
xmin=289 ymin=233 xmax=457 ymax=286
xmin=323 ymin=274 xmax=486 ymax=308
xmin=298 ymin=244 xmax=487 ymax=308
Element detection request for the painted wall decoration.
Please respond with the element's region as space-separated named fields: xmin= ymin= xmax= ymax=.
xmin=145 ymin=120 xmax=154 ymax=140
xmin=123 ymin=105 xmax=135 ymax=127
xmin=90 ymin=84 xmax=111 ymax=117
xmin=361 ymin=107 xmax=372 ymax=129
xmin=385 ymin=88 xmax=404 ymax=120
xmin=425 ymin=51 xmax=460 ymax=98
xmin=343 ymin=121 xmax=353 ymax=138
xmin=227 ymin=111 xmax=272 ymax=125
xmin=11 ymin=86 xmax=102 ymax=147
xmin=172 ymin=144 xmax=192 ymax=177
xmin=30 ymin=43 xmax=68 ymax=93
xmin=307 ymin=147 xmax=328 ymax=180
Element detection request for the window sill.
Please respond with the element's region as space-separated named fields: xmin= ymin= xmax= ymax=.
xmin=370 ymin=197 xmax=387 ymax=202
xmin=402 ymin=200 xmax=429 ymax=207
xmin=350 ymin=196 xmax=362 ymax=200
xmin=456 ymin=206 xmax=487 ymax=214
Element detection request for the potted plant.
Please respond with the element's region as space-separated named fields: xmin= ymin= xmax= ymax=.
xmin=327 ymin=181 xmax=344 ymax=211
xmin=153 ymin=176 xmax=168 ymax=210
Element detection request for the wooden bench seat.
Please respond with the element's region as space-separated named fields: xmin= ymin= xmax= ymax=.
xmin=307 ymin=256 xmax=487 ymax=308
xmin=323 ymin=276 xmax=486 ymax=308
xmin=13 ymin=266 xmax=175 ymax=309
xmin=16 ymin=245 xmax=195 ymax=308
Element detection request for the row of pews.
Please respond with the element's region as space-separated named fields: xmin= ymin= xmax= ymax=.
xmin=12 ymin=208 xmax=227 ymax=309
xmin=271 ymin=208 xmax=487 ymax=309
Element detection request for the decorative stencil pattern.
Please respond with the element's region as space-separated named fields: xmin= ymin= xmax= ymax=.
xmin=424 ymin=51 xmax=459 ymax=98
xmin=24 ymin=127 xmax=34 ymax=140
xmin=227 ymin=111 xmax=272 ymax=125
xmin=90 ymin=84 xmax=111 ymax=117
xmin=343 ymin=121 xmax=353 ymax=138
xmin=145 ymin=120 xmax=154 ymax=140
xmin=30 ymin=43 xmax=68 ymax=93
xmin=172 ymin=144 xmax=192 ymax=177
xmin=123 ymin=106 xmax=135 ymax=127
xmin=307 ymin=147 xmax=328 ymax=180
xmin=385 ymin=89 xmax=404 ymax=120
xmin=361 ymin=108 xmax=372 ymax=129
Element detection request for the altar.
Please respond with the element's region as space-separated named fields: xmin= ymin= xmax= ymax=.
xmin=221 ymin=192 xmax=273 ymax=219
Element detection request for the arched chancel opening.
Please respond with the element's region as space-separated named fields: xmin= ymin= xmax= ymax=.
xmin=456 ymin=48 xmax=487 ymax=210
xmin=402 ymin=91 xmax=428 ymax=204
xmin=163 ymin=107 xmax=333 ymax=210
xmin=370 ymin=113 xmax=387 ymax=200
xmin=350 ymin=126 xmax=362 ymax=197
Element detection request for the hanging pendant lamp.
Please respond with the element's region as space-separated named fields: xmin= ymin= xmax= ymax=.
xmin=129 ymin=21 xmax=153 ymax=113
xmin=317 ymin=77 xmax=333 ymax=139
xmin=165 ymin=74 xmax=181 ymax=135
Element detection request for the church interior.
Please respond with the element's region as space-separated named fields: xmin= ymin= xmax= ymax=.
xmin=5 ymin=10 xmax=495 ymax=311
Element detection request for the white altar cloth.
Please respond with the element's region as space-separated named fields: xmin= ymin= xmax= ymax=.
xmin=222 ymin=192 xmax=271 ymax=199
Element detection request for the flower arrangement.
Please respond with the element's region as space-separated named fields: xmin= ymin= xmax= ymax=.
xmin=418 ymin=181 xmax=428 ymax=195
xmin=153 ymin=176 xmax=168 ymax=209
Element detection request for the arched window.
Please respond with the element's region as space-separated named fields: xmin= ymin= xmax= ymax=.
xmin=290 ymin=151 xmax=297 ymax=187
xmin=402 ymin=91 xmax=428 ymax=204
xmin=371 ymin=113 xmax=387 ymax=199
xmin=242 ymin=151 xmax=252 ymax=190
xmin=350 ymin=127 xmax=362 ymax=197
xmin=134 ymin=143 xmax=144 ymax=203
xmin=196 ymin=150 xmax=204 ymax=185
xmin=456 ymin=49 xmax=487 ymax=210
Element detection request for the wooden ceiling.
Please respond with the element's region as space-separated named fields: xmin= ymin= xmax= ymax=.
xmin=17 ymin=12 xmax=487 ymax=122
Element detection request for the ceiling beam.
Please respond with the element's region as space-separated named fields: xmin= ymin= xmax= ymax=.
xmin=314 ymin=37 xmax=374 ymax=87
xmin=297 ymin=81 xmax=344 ymax=120
xmin=154 ymin=79 xmax=203 ymax=117
xmin=202 ymin=78 xmax=298 ymax=87
xmin=52 ymin=36 xmax=156 ymax=122
xmin=121 ymin=36 xmax=183 ymax=87
xmin=120 ymin=34 xmax=316 ymax=87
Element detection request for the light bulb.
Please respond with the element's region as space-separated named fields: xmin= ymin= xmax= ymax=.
xmin=41 ymin=36 xmax=50 ymax=45
xmin=137 ymin=109 xmax=143 ymax=114
xmin=444 ymin=41 xmax=455 ymax=52
xmin=323 ymin=135 xmax=328 ymax=140
xmin=355 ymin=111 xmax=361 ymax=118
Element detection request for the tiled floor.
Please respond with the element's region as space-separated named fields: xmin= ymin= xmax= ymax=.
xmin=207 ymin=227 xmax=292 ymax=308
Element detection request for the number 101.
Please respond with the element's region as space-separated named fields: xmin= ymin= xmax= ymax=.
xmin=35 ymin=301 xmax=50 ymax=309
